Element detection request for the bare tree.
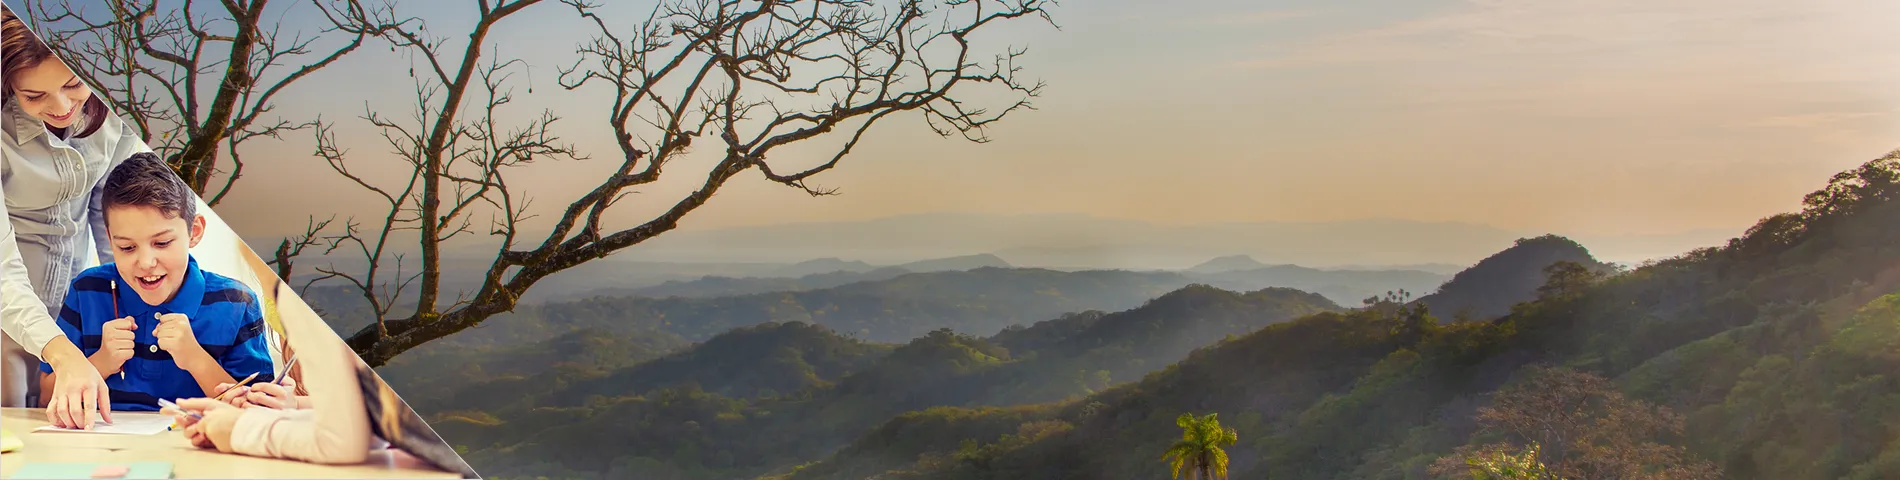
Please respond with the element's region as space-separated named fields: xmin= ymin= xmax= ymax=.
xmin=269 ymin=215 xmax=334 ymax=284
xmin=309 ymin=0 xmax=1056 ymax=366
xmin=1430 ymin=366 xmax=1721 ymax=480
xmin=18 ymin=0 xmax=403 ymax=205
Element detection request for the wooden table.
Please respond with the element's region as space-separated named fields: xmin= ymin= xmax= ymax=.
xmin=1 ymin=408 xmax=461 ymax=479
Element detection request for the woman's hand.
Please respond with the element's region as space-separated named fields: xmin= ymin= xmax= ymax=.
xmin=43 ymin=343 xmax=112 ymax=429
xmin=164 ymin=398 xmax=241 ymax=452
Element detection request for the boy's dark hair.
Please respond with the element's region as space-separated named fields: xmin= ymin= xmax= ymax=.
xmin=102 ymin=152 xmax=196 ymax=229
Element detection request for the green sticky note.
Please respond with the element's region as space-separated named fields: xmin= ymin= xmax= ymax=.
xmin=10 ymin=461 xmax=173 ymax=479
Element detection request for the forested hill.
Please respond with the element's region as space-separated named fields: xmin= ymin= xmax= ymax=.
xmin=1413 ymin=234 xmax=1616 ymax=320
xmin=427 ymin=285 xmax=1340 ymax=479
xmin=770 ymin=151 xmax=1900 ymax=480
xmin=373 ymin=326 xmax=693 ymax=415
xmin=529 ymin=321 xmax=897 ymax=405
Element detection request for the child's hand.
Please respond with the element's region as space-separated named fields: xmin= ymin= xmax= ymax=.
xmin=97 ymin=317 xmax=137 ymax=368
xmin=212 ymin=382 xmax=252 ymax=408
xmin=242 ymin=381 xmax=299 ymax=410
xmin=152 ymin=313 xmax=204 ymax=359
xmin=164 ymin=398 xmax=240 ymax=452
xmin=160 ymin=397 xmax=231 ymax=427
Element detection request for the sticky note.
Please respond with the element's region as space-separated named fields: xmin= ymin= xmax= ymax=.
xmin=0 ymin=427 xmax=20 ymax=452
xmin=91 ymin=464 xmax=130 ymax=478
xmin=9 ymin=461 xmax=172 ymax=479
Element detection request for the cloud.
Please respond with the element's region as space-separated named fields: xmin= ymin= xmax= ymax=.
xmin=1231 ymin=0 xmax=1900 ymax=72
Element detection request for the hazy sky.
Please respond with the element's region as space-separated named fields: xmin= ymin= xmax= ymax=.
xmin=56 ymin=0 xmax=1900 ymax=240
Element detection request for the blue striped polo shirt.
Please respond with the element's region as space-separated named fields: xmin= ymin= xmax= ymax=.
xmin=39 ymin=256 xmax=275 ymax=411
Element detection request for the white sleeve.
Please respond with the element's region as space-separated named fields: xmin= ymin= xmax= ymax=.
xmin=0 ymin=180 xmax=65 ymax=360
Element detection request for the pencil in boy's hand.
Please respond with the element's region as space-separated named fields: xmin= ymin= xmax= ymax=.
xmin=112 ymin=281 xmax=123 ymax=381
xmin=211 ymin=372 xmax=260 ymax=401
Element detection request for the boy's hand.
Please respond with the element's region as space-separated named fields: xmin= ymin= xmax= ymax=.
xmin=96 ymin=317 xmax=137 ymax=368
xmin=152 ymin=313 xmax=205 ymax=363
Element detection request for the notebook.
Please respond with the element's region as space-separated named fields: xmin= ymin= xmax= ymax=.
xmin=0 ymin=427 xmax=20 ymax=453
xmin=31 ymin=414 xmax=174 ymax=435
xmin=8 ymin=461 xmax=173 ymax=479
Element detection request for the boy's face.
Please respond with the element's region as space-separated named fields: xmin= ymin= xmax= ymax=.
xmin=105 ymin=205 xmax=206 ymax=306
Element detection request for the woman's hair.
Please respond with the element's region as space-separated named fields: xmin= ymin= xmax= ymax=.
xmin=1 ymin=4 xmax=108 ymax=138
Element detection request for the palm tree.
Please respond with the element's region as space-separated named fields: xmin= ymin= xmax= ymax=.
xmin=1162 ymin=412 xmax=1240 ymax=480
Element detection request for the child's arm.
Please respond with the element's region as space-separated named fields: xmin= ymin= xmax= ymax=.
xmin=211 ymin=296 xmax=278 ymax=394
xmin=157 ymin=313 xmax=239 ymax=396
xmin=40 ymin=286 xmax=132 ymax=381
xmin=225 ymin=286 xmax=372 ymax=465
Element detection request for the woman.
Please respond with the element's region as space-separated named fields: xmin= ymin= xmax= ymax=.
xmin=0 ymin=4 xmax=147 ymax=429
xmin=168 ymin=280 xmax=478 ymax=478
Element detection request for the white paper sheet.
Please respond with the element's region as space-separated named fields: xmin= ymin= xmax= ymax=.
xmin=33 ymin=412 xmax=174 ymax=435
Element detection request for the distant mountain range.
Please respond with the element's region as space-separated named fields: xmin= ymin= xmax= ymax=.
xmin=542 ymin=257 xmax=1448 ymax=307
xmin=291 ymin=246 xmax=1451 ymax=306
xmin=324 ymin=264 xmax=1439 ymax=347
xmin=254 ymin=214 xmax=1738 ymax=292
xmin=773 ymin=254 xmax=1013 ymax=277
xmin=600 ymin=213 xmax=1740 ymax=267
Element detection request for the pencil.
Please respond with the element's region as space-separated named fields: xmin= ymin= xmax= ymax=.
xmin=211 ymin=372 xmax=260 ymax=401
xmin=274 ymin=354 xmax=298 ymax=386
xmin=157 ymin=398 xmax=200 ymax=420
xmin=157 ymin=398 xmax=200 ymax=431
xmin=112 ymin=281 xmax=123 ymax=381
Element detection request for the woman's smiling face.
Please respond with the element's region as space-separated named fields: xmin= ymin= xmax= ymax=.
xmin=9 ymin=58 xmax=89 ymax=129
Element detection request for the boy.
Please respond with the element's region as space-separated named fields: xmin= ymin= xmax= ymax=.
xmin=39 ymin=152 xmax=273 ymax=412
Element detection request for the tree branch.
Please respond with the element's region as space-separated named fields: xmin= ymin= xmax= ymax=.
xmin=317 ymin=0 xmax=1055 ymax=366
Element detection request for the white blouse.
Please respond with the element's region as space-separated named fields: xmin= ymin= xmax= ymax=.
xmin=0 ymin=99 xmax=150 ymax=357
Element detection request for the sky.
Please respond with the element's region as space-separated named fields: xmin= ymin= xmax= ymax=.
xmin=36 ymin=0 xmax=1900 ymax=244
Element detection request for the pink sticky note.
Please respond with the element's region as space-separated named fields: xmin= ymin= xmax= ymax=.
xmin=90 ymin=464 xmax=130 ymax=479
